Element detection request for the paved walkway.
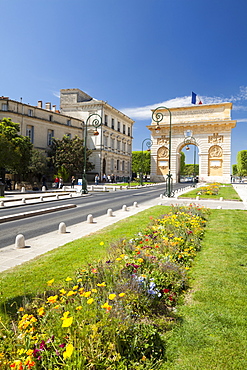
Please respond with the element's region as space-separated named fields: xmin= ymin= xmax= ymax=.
xmin=0 ymin=184 xmax=246 ymax=273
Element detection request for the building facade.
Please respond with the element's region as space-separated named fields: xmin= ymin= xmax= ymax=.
xmin=148 ymin=103 xmax=236 ymax=183
xmin=0 ymin=97 xmax=83 ymax=152
xmin=60 ymin=89 xmax=134 ymax=180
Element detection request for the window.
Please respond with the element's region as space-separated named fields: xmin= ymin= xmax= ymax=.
xmin=122 ymin=161 xmax=125 ymax=171
xmin=117 ymin=160 xmax=120 ymax=171
xmin=117 ymin=121 xmax=120 ymax=132
xmin=104 ymin=135 xmax=108 ymax=148
xmin=28 ymin=109 xmax=33 ymax=117
xmin=47 ymin=129 xmax=54 ymax=146
xmin=122 ymin=142 xmax=126 ymax=153
xmin=2 ymin=103 xmax=8 ymax=111
xmin=123 ymin=124 xmax=126 ymax=134
xmin=67 ymin=119 xmax=71 ymax=126
xmin=105 ymin=115 xmax=108 ymax=126
xmin=111 ymin=118 xmax=115 ymax=130
xmin=128 ymin=127 xmax=131 ymax=136
xmin=117 ymin=140 xmax=120 ymax=151
xmin=26 ymin=125 xmax=34 ymax=143
xmin=111 ymin=137 xmax=115 ymax=150
xmin=49 ymin=115 xmax=53 ymax=121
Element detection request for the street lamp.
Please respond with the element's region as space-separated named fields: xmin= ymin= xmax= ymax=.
xmin=152 ymin=106 xmax=173 ymax=197
xmin=183 ymin=135 xmax=197 ymax=184
xmin=140 ymin=138 xmax=153 ymax=186
xmin=81 ymin=113 xmax=103 ymax=194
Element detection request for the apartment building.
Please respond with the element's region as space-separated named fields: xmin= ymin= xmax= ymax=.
xmin=0 ymin=97 xmax=83 ymax=152
xmin=60 ymin=88 xmax=134 ymax=180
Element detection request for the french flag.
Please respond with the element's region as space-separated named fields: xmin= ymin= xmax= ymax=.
xmin=191 ymin=91 xmax=202 ymax=105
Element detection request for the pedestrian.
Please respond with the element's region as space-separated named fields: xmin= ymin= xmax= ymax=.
xmin=110 ymin=174 xmax=115 ymax=183
xmin=102 ymin=173 xmax=107 ymax=183
xmin=59 ymin=177 xmax=64 ymax=189
xmin=6 ymin=178 xmax=12 ymax=190
xmin=107 ymin=174 xmax=111 ymax=183
xmin=42 ymin=175 xmax=47 ymax=190
xmin=71 ymin=176 xmax=75 ymax=188
xmin=95 ymin=174 xmax=99 ymax=185
xmin=54 ymin=176 xmax=59 ymax=188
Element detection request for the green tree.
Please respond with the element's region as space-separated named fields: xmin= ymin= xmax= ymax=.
xmin=49 ymin=135 xmax=94 ymax=178
xmin=232 ymin=164 xmax=238 ymax=175
xmin=132 ymin=151 xmax=151 ymax=175
xmin=0 ymin=118 xmax=33 ymax=179
xmin=237 ymin=150 xmax=247 ymax=176
xmin=28 ymin=149 xmax=48 ymax=182
xmin=180 ymin=152 xmax=186 ymax=174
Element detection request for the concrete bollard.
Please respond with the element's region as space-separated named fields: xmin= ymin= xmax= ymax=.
xmin=160 ymin=194 xmax=163 ymax=199
xmin=69 ymin=193 xmax=73 ymax=198
xmin=40 ymin=196 xmax=44 ymax=202
xmin=58 ymin=222 xmax=66 ymax=234
xmin=56 ymin=194 xmax=59 ymax=200
xmin=220 ymin=197 xmax=223 ymax=201
xmin=42 ymin=186 xmax=46 ymax=192
xmin=22 ymin=198 xmax=26 ymax=204
xmin=0 ymin=200 xmax=4 ymax=207
xmin=113 ymin=186 xmax=117 ymax=191
xmin=21 ymin=187 xmax=25 ymax=193
xmin=87 ymin=214 xmax=94 ymax=223
xmin=158 ymin=202 xmax=162 ymax=205
xmin=196 ymin=195 xmax=200 ymax=200
xmin=15 ymin=234 xmax=25 ymax=249
xmin=122 ymin=205 xmax=127 ymax=211
xmin=133 ymin=201 xmax=138 ymax=207
xmin=217 ymin=206 xmax=222 ymax=209
xmin=107 ymin=208 xmax=113 ymax=217
xmin=103 ymin=186 xmax=107 ymax=192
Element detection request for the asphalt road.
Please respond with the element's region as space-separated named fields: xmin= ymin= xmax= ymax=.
xmin=0 ymin=183 xmax=188 ymax=249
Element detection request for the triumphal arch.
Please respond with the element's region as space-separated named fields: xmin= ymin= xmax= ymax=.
xmin=147 ymin=103 xmax=236 ymax=183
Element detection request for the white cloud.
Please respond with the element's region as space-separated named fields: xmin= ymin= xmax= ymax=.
xmin=52 ymin=91 xmax=60 ymax=98
xmin=121 ymin=86 xmax=247 ymax=121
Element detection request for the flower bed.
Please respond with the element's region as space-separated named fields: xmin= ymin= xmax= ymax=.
xmin=0 ymin=205 xmax=209 ymax=369
xmin=197 ymin=182 xmax=220 ymax=196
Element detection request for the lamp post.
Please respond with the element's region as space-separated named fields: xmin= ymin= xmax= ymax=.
xmin=152 ymin=106 xmax=173 ymax=197
xmin=81 ymin=113 xmax=103 ymax=194
xmin=140 ymin=138 xmax=153 ymax=186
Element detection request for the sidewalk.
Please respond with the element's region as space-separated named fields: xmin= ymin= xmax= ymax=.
xmin=0 ymin=184 xmax=246 ymax=273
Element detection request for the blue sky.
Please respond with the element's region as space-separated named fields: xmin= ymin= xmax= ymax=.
xmin=2 ymin=0 xmax=247 ymax=165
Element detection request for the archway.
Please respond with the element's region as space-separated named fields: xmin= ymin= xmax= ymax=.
xmin=177 ymin=142 xmax=199 ymax=183
xmin=148 ymin=102 xmax=236 ymax=183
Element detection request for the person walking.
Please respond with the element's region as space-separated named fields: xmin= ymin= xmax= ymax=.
xmin=71 ymin=176 xmax=76 ymax=188
xmin=95 ymin=174 xmax=99 ymax=185
xmin=54 ymin=176 xmax=59 ymax=189
xmin=59 ymin=177 xmax=64 ymax=189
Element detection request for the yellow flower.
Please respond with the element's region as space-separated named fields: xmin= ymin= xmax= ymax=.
xmin=47 ymin=278 xmax=54 ymax=286
xmin=101 ymin=302 xmax=112 ymax=311
xmin=37 ymin=307 xmax=45 ymax=316
xmin=26 ymin=349 xmax=33 ymax=356
xmin=63 ymin=343 xmax=74 ymax=359
xmin=72 ymin=285 xmax=78 ymax=290
xmin=83 ymin=291 xmax=92 ymax=298
xmin=97 ymin=282 xmax=106 ymax=287
xmin=60 ymin=288 xmax=66 ymax=295
xmin=77 ymin=278 xmax=82 ymax=282
xmin=67 ymin=290 xmax=76 ymax=297
xmin=87 ymin=298 xmax=94 ymax=305
xmin=76 ymin=306 xmax=82 ymax=310
xmin=119 ymin=293 xmax=125 ymax=298
xmin=65 ymin=277 xmax=72 ymax=282
xmin=99 ymin=241 xmax=104 ymax=246
xmin=62 ymin=316 xmax=73 ymax=328
xmin=47 ymin=295 xmax=58 ymax=304
xmin=137 ymin=258 xmax=144 ymax=263
xmin=92 ymin=288 xmax=97 ymax=293
xmin=18 ymin=307 xmax=24 ymax=312
xmin=108 ymin=294 xmax=116 ymax=301
xmin=116 ymin=257 xmax=122 ymax=261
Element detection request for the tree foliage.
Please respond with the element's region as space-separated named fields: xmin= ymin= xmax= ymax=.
xmin=132 ymin=151 xmax=151 ymax=174
xmin=237 ymin=150 xmax=247 ymax=176
xmin=181 ymin=164 xmax=199 ymax=176
xmin=180 ymin=152 xmax=186 ymax=174
xmin=0 ymin=118 xmax=33 ymax=178
xmin=49 ymin=135 xmax=94 ymax=178
xmin=28 ymin=149 xmax=48 ymax=181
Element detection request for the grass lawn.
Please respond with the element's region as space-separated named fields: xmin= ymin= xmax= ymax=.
xmin=179 ymin=184 xmax=242 ymax=201
xmin=0 ymin=205 xmax=167 ymax=318
xmin=162 ymin=209 xmax=247 ymax=370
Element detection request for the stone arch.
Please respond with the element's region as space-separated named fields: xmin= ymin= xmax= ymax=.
xmin=176 ymin=140 xmax=200 ymax=182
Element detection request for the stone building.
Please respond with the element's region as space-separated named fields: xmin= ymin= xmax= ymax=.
xmin=60 ymin=88 xmax=134 ymax=181
xmin=0 ymin=97 xmax=83 ymax=152
xmin=148 ymin=102 xmax=236 ymax=183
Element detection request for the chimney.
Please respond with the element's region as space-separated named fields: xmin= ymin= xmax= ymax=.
xmin=37 ymin=100 xmax=42 ymax=108
xmin=45 ymin=102 xmax=51 ymax=110
xmin=52 ymin=105 xmax=56 ymax=112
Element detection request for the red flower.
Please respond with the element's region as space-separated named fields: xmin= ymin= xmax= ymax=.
xmin=163 ymin=288 xmax=170 ymax=293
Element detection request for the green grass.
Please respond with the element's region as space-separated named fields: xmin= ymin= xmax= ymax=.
xmin=179 ymin=184 xmax=241 ymax=200
xmin=0 ymin=205 xmax=167 ymax=318
xmin=162 ymin=209 xmax=247 ymax=370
